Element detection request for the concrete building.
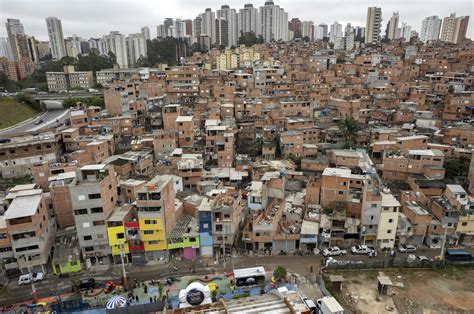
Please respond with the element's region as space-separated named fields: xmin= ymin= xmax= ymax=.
xmin=5 ymin=18 xmax=24 ymax=61
xmin=329 ymin=21 xmax=342 ymax=43
xmin=0 ymin=37 xmax=14 ymax=61
xmin=259 ymin=0 xmax=289 ymax=43
xmin=440 ymin=13 xmax=458 ymax=43
xmin=46 ymin=65 xmax=93 ymax=91
xmin=35 ymin=40 xmax=50 ymax=59
xmin=192 ymin=17 xmax=202 ymax=38
xmin=315 ymin=24 xmax=328 ymax=40
xmin=376 ymin=191 xmax=400 ymax=249
xmin=365 ymin=7 xmax=382 ymax=43
xmin=400 ymin=23 xmax=412 ymax=41
xmin=216 ymin=18 xmax=230 ymax=47
xmin=201 ymin=8 xmax=217 ymax=45
xmin=141 ymin=26 xmax=151 ymax=41
xmin=126 ymin=33 xmax=147 ymax=68
xmin=289 ymin=18 xmax=302 ymax=38
xmin=3 ymin=185 xmax=56 ymax=272
xmin=217 ymin=5 xmax=238 ymax=47
xmin=238 ymin=3 xmax=260 ymax=37
xmin=302 ymin=21 xmax=314 ymax=41
xmin=104 ymin=31 xmax=128 ymax=68
xmin=420 ymin=15 xmax=442 ymax=43
xmin=45 ymin=17 xmax=67 ymax=60
xmin=156 ymin=24 xmax=166 ymax=38
xmin=387 ymin=12 xmax=399 ymax=40
xmin=70 ymin=164 xmax=118 ymax=265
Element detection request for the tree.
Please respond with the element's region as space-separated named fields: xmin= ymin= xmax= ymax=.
xmin=337 ymin=117 xmax=361 ymax=148
xmin=444 ymin=157 xmax=470 ymax=180
xmin=76 ymin=49 xmax=115 ymax=78
xmin=273 ymin=266 xmax=287 ymax=282
xmin=62 ymin=96 xmax=104 ymax=109
xmin=238 ymin=32 xmax=264 ymax=47
xmin=136 ymin=55 xmax=151 ymax=67
xmin=303 ymin=36 xmax=310 ymax=42
xmin=147 ymin=37 xmax=177 ymax=66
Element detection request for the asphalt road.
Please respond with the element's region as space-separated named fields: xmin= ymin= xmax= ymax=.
xmin=1 ymin=247 xmax=461 ymax=306
xmin=0 ymin=109 xmax=70 ymax=136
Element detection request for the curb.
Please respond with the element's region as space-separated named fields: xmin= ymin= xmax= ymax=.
xmin=0 ymin=110 xmax=45 ymax=132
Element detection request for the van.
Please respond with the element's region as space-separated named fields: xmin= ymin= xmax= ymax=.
xmin=445 ymin=249 xmax=472 ymax=262
xmin=303 ymin=297 xmax=317 ymax=313
xmin=18 ymin=274 xmax=32 ymax=285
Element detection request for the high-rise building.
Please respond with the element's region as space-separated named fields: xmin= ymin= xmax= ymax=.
xmin=387 ymin=12 xmax=399 ymax=40
xmin=440 ymin=13 xmax=457 ymax=42
xmin=401 ymin=23 xmax=412 ymax=42
xmin=164 ymin=18 xmax=174 ymax=36
xmin=201 ymin=8 xmax=217 ymax=45
xmin=315 ymin=24 xmax=328 ymax=40
xmin=452 ymin=16 xmax=469 ymax=44
xmin=172 ymin=19 xmax=187 ymax=39
xmin=65 ymin=34 xmax=82 ymax=58
xmin=0 ymin=37 xmax=14 ymax=61
xmin=141 ymin=26 xmax=151 ymax=41
xmin=302 ymin=21 xmax=314 ymax=41
xmin=10 ymin=34 xmax=38 ymax=62
xmin=238 ymin=3 xmax=259 ymax=37
xmin=193 ymin=17 xmax=202 ymax=38
xmin=217 ymin=5 xmax=238 ymax=47
xmin=5 ymin=18 xmax=24 ymax=61
xmin=35 ymin=40 xmax=50 ymax=59
xmin=104 ymin=31 xmax=128 ymax=68
xmin=344 ymin=23 xmax=354 ymax=51
xmin=259 ymin=1 xmax=289 ymax=42
xmin=215 ymin=18 xmax=229 ymax=47
xmin=185 ymin=19 xmax=193 ymax=37
xmin=88 ymin=38 xmax=108 ymax=55
xmin=289 ymin=18 xmax=302 ymax=38
xmin=126 ymin=33 xmax=147 ymax=67
xmin=156 ymin=25 xmax=166 ymax=38
xmin=420 ymin=15 xmax=442 ymax=43
xmin=354 ymin=26 xmax=365 ymax=41
xmin=365 ymin=7 xmax=382 ymax=43
xmin=329 ymin=21 xmax=342 ymax=43
xmin=46 ymin=17 xmax=67 ymax=60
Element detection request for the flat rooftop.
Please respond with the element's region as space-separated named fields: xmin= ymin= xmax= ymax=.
xmin=4 ymin=190 xmax=42 ymax=220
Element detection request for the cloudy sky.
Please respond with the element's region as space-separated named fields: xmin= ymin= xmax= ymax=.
xmin=0 ymin=0 xmax=472 ymax=40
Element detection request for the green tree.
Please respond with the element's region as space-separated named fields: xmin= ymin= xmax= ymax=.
xmin=444 ymin=157 xmax=470 ymax=180
xmin=15 ymin=93 xmax=43 ymax=111
xmin=273 ymin=266 xmax=287 ymax=281
xmin=238 ymin=32 xmax=264 ymax=47
xmin=303 ymin=36 xmax=310 ymax=42
xmin=147 ymin=37 xmax=177 ymax=66
xmin=337 ymin=117 xmax=361 ymax=148
xmin=62 ymin=96 xmax=104 ymax=109
xmin=76 ymin=49 xmax=115 ymax=78
xmin=136 ymin=55 xmax=151 ymax=67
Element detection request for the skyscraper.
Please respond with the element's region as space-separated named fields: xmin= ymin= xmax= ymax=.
xmin=401 ymin=23 xmax=412 ymax=42
xmin=5 ymin=18 xmax=25 ymax=61
xmin=329 ymin=21 xmax=342 ymax=43
xmin=316 ymin=24 xmax=328 ymax=40
xmin=441 ymin=14 xmax=470 ymax=43
xmin=217 ymin=5 xmax=238 ymax=47
xmin=156 ymin=25 xmax=166 ymax=38
xmin=141 ymin=26 xmax=151 ymax=41
xmin=193 ymin=17 xmax=202 ymax=37
xmin=201 ymin=8 xmax=217 ymax=45
xmin=215 ymin=18 xmax=229 ymax=47
xmin=126 ymin=33 xmax=146 ymax=67
xmin=420 ymin=15 xmax=442 ymax=43
xmin=365 ymin=7 xmax=382 ymax=43
xmin=259 ymin=1 xmax=289 ymax=42
xmin=344 ymin=24 xmax=354 ymax=51
xmin=238 ymin=4 xmax=259 ymax=37
xmin=302 ymin=21 xmax=314 ymax=41
xmin=164 ymin=18 xmax=174 ymax=36
xmin=46 ymin=17 xmax=67 ymax=60
xmin=104 ymin=31 xmax=128 ymax=68
xmin=387 ymin=12 xmax=399 ymax=40
xmin=289 ymin=18 xmax=302 ymax=38
xmin=452 ymin=16 xmax=469 ymax=44
xmin=0 ymin=37 xmax=14 ymax=61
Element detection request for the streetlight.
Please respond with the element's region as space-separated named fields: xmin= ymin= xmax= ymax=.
xmin=119 ymin=242 xmax=127 ymax=286
xmin=440 ymin=225 xmax=448 ymax=261
xmin=23 ymin=253 xmax=37 ymax=300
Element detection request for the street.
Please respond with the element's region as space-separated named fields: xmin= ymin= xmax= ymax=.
xmin=0 ymin=108 xmax=69 ymax=135
xmin=0 ymin=246 xmax=461 ymax=306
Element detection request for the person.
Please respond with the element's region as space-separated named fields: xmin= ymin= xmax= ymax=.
xmin=374 ymin=250 xmax=378 ymax=257
xmin=154 ymin=296 xmax=157 ymax=302
xmin=135 ymin=295 xmax=139 ymax=302
xmin=149 ymin=297 xmax=153 ymax=303
xmin=369 ymin=251 xmax=373 ymax=258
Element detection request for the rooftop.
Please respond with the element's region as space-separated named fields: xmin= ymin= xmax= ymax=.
xmin=4 ymin=190 xmax=42 ymax=220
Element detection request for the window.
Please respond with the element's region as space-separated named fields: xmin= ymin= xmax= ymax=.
xmin=70 ymin=261 xmax=78 ymax=266
xmin=88 ymin=193 xmax=101 ymax=199
xmin=83 ymin=235 xmax=92 ymax=241
xmin=97 ymin=234 xmax=104 ymax=239
xmin=84 ymin=246 xmax=94 ymax=252
xmin=387 ymin=230 xmax=392 ymax=234
xmin=189 ymin=237 xmax=196 ymax=242
xmin=388 ymin=219 xmax=393 ymax=223
xmin=215 ymin=224 xmax=223 ymax=232
xmin=91 ymin=207 xmax=103 ymax=213
xmin=203 ymin=223 xmax=209 ymax=229
xmin=461 ymin=222 xmax=468 ymax=226
xmin=83 ymin=222 xmax=91 ymax=228
xmin=145 ymin=219 xmax=157 ymax=224
xmin=93 ymin=220 xmax=105 ymax=226
xmin=74 ymin=208 xmax=87 ymax=215
xmin=148 ymin=240 xmax=159 ymax=244
xmin=338 ymin=191 xmax=344 ymax=195
xmin=371 ymin=204 xmax=377 ymax=208
xmin=116 ymin=233 xmax=125 ymax=239
xmin=144 ymin=230 xmax=154 ymax=235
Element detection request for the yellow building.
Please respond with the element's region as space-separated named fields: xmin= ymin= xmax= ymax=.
xmin=106 ymin=205 xmax=133 ymax=261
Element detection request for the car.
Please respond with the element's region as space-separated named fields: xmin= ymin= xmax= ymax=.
xmin=18 ymin=272 xmax=44 ymax=285
xmin=351 ymin=245 xmax=375 ymax=255
xmin=323 ymin=246 xmax=347 ymax=257
xmin=398 ymin=244 xmax=417 ymax=253
xmin=103 ymin=281 xmax=116 ymax=293
xmin=78 ymin=278 xmax=96 ymax=291
xmin=417 ymin=256 xmax=433 ymax=263
xmin=34 ymin=119 xmax=44 ymax=125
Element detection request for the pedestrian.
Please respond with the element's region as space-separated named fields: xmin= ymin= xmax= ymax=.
xmin=374 ymin=250 xmax=377 ymax=257
xmin=369 ymin=251 xmax=373 ymax=258
xmin=149 ymin=296 xmax=153 ymax=303
xmin=144 ymin=285 xmax=148 ymax=294
xmin=154 ymin=296 xmax=157 ymax=302
xmin=135 ymin=295 xmax=139 ymax=302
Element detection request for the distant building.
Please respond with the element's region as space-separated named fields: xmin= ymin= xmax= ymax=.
xmin=365 ymin=7 xmax=382 ymax=43
xmin=46 ymin=17 xmax=67 ymax=60
xmin=5 ymin=18 xmax=24 ymax=61
xmin=141 ymin=26 xmax=151 ymax=41
xmin=238 ymin=3 xmax=259 ymax=37
xmin=259 ymin=0 xmax=289 ymax=42
xmin=46 ymin=65 xmax=93 ymax=91
xmin=104 ymin=31 xmax=128 ymax=68
xmin=420 ymin=15 xmax=442 ymax=43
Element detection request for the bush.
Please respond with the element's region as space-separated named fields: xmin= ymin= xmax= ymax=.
xmin=62 ymin=96 xmax=104 ymax=109
xmin=15 ymin=93 xmax=43 ymax=111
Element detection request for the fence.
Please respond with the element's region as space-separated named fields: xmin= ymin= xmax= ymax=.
xmin=326 ymin=258 xmax=474 ymax=270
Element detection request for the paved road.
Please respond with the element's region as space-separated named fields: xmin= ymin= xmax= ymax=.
xmin=0 ymin=109 xmax=69 ymax=136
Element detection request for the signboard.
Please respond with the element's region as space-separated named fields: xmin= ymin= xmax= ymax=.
xmin=186 ymin=288 xmax=205 ymax=306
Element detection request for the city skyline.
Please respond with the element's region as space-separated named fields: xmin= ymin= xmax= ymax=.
xmin=1 ymin=0 xmax=472 ymax=40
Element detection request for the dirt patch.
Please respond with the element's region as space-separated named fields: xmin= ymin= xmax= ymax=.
xmin=327 ymin=268 xmax=474 ymax=313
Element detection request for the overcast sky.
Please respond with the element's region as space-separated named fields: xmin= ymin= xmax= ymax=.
xmin=0 ymin=0 xmax=472 ymax=40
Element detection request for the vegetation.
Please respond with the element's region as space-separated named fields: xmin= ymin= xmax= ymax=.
xmin=146 ymin=37 xmax=178 ymax=66
xmin=62 ymin=96 xmax=104 ymax=109
xmin=287 ymin=153 xmax=302 ymax=170
xmin=0 ymin=97 xmax=42 ymax=129
xmin=337 ymin=116 xmax=361 ymax=148
xmin=273 ymin=265 xmax=287 ymax=281
xmin=238 ymin=32 xmax=264 ymax=47
xmin=444 ymin=156 xmax=470 ymax=180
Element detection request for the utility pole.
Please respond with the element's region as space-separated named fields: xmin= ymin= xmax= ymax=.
xmin=119 ymin=242 xmax=127 ymax=285
xmin=440 ymin=225 xmax=448 ymax=261
xmin=222 ymin=240 xmax=226 ymax=268
xmin=24 ymin=254 xmax=37 ymax=300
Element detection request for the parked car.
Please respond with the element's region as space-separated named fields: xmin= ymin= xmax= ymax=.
xmin=103 ymin=281 xmax=116 ymax=293
xmin=351 ymin=245 xmax=375 ymax=255
xmin=417 ymin=256 xmax=433 ymax=263
xmin=18 ymin=272 xmax=45 ymax=285
xmin=398 ymin=244 xmax=416 ymax=253
xmin=323 ymin=246 xmax=347 ymax=257
xmin=34 ymin=119 xmax=44 ymax=125
xmin=78 ymin=278 xmax=96 ymax=291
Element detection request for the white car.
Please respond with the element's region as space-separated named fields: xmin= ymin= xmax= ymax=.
xmin=398 ymin=244 xmax=417 ymax=253
xmin=18 ymin=272 xmax=45 ymax=285
xmin=323 ymin=246 xmax=347 ymax=257
xmin=351 ymin=245 xmax=375 ymax=255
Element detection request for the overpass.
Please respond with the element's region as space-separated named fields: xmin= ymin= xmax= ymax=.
xmin=32 ymin=92 xmax=103 ymax=101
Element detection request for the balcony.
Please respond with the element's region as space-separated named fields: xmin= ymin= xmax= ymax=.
xmin=128 ymin=240 xmax=144 ymax=252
